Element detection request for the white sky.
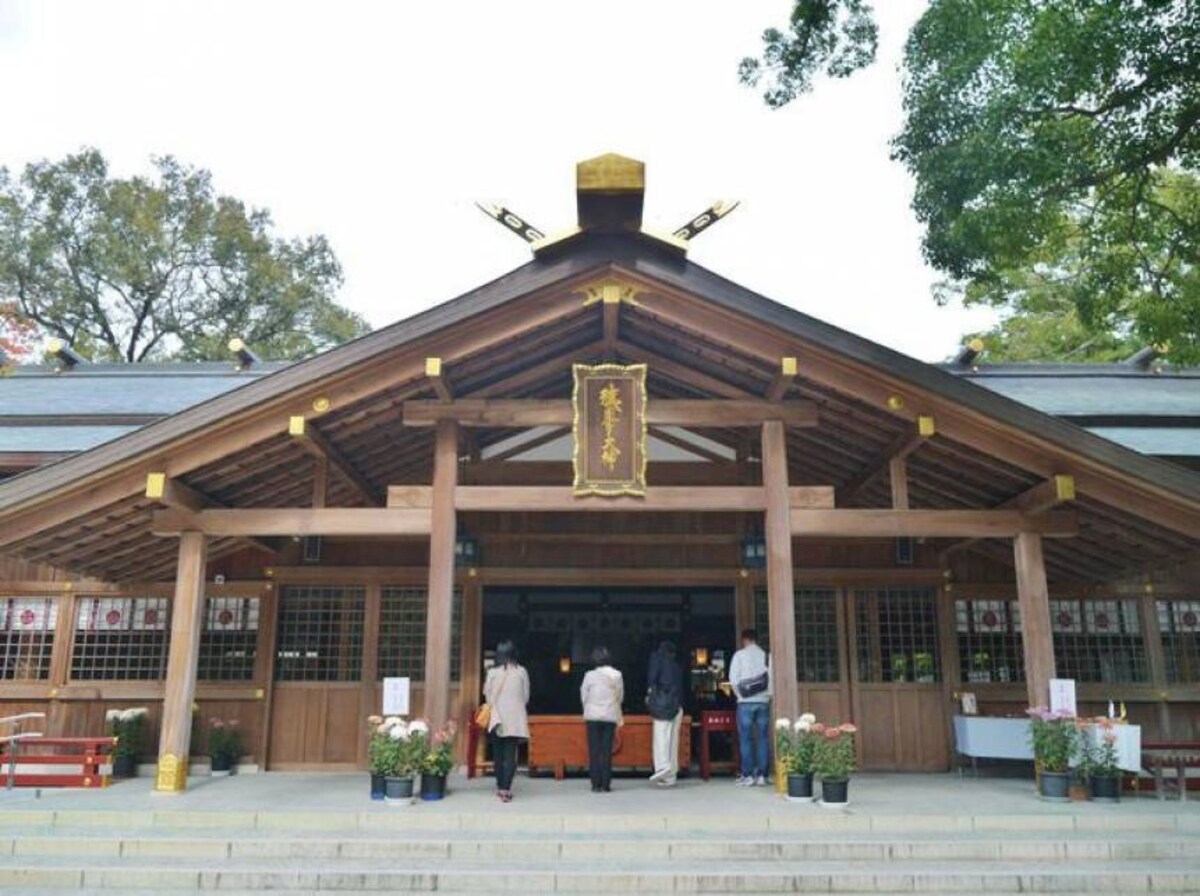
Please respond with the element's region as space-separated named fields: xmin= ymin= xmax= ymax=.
xmin=0 ymin=0 xmax=997 ymax=362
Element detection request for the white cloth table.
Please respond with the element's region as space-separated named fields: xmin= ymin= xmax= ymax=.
xmin=952 ymin=716 xmax=1141 ymax=772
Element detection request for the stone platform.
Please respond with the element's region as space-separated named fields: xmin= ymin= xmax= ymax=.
xmin=0 ymin=772 xmax=1196 ymax=894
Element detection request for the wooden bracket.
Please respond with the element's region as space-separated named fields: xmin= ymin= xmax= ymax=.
xmin=288 ymin=417 xmax=380 ymax=506
xmin=840 ymin=416 xmax=936 ymax=505
xmin=765 ymin=357 xmax=797 ymax=402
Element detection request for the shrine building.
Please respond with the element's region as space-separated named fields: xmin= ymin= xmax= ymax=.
xmin=1 ymin=154 xmax=1198 ymax=790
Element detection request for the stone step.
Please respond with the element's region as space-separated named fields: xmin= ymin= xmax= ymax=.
xmin=0 ymin=857 xmax=1198 ymax=892
xmin=1 ymin=832 xmax=1197 ymax=862
xmin=2 ymin=807 xmax=1196 ymax=835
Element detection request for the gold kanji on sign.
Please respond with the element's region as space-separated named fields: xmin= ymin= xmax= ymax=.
xmin=572 ymin=363 xmax=647 ymax=496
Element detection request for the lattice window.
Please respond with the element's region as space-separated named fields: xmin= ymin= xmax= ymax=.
xmin=955 ymin=598 xmax=1025 ymax=683
xmin=752 ymin=588 xmax=839 ymax=680
xmin=753 ymin=589 xmax=770 ymax=653
xmin=1050 ymin=598 xmax=1147 ymax=683
xmin=71 ymin=597 xmax=170 ymax=680
xmin=274 ymin=586 xmax=365 ymax=682
xmin=378 ymin=587 xmax=462 ymax=683
xmin=198 ymin=596 xmax=260 ymax=681
xmin=1158 ymin=600 xmax=1200 ymax=684
xmin=1 ymin=597 xmax=57 ymax=681
xmin=855 ymin=587 xmax=940 ymax=683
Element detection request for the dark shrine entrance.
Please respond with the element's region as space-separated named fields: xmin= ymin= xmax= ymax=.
xmin=482 ymin=587 xmax=736 ymax=717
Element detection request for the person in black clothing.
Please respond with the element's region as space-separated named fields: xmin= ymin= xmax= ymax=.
xmin=646 ymin=640 xmax=684 ymax=786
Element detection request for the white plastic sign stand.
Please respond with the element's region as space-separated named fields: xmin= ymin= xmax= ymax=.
xmin=382 ymin=677 xmax=411 ymax=716
xmin=1049 ymin=678 xmax=1077 ymax=717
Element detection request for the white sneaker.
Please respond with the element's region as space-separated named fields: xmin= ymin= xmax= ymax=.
xmin=753 ymin=775 xmax=768 ymax=787
xmin=734 ymin=775 xmax=755 ymax=786
xmin=649 ymin=767 xmax=669 ymax=783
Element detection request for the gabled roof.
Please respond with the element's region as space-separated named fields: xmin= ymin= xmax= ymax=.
xmin=0 ymin=229 xmax=1196 ymax=582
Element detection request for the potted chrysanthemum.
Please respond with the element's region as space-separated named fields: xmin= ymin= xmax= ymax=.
xmin=418 ymin=719 xmax=457 ymax=801
xmin=105 ymin=707 xmax=148 ymax=778
xmin=776 ymin=714 xmax=818 ymax=801
xmin=373 ymin=716 xmax=417 ymax=803
xmin=206 ymin=717 xmax=243 ymax=776
xmin=1083 ymin=718 xmax=1122 ymax=802
xmin=1026 ymin=706 xmax=1077 ymax=802
xmin=813 ymin=721 xmax=858 ymax=808
xmin=365 ymin=715 xmax=388 ymax=799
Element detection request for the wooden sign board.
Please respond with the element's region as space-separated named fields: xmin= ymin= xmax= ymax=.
xmin=572 ymin=363 xmax=647 ymax=496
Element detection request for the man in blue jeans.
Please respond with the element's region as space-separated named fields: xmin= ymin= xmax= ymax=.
xmin=728 ymin=628 xmax=772 ymax=786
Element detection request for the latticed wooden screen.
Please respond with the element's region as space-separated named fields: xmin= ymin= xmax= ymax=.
xmin=954 ymin=598 xmax=1025 ymax=683
xmin=854 ymin=587 xmax=940 ymax=683
xmin=274 ymin=586 xmax=365 ymax=682
xmin=753 ymin=588 xmax=840 ymax=681
xmin=198 ymin=596 xmax=260 ymax=681
xmin=1050 ymin=598 xmax=1148 ymax=683
xmin=1157 ymin=599 xmax=1200 ymax=683
xmin=377 ymin=587 xmax=462 ymax=682
xmin=71 ymin=596 xmax=170 ymax=680
xmin=1 ymin=597 xmax=57 ymax=680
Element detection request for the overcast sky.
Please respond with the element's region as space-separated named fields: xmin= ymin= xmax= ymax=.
xmin=0 ymin=0 xmax=997 ymax=362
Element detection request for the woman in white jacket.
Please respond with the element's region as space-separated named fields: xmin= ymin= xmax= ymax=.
xmin=580 ymin=645 xmax=624 ymax=793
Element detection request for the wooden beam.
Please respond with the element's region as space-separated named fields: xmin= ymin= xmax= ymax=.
xmin=940 ymin=475 xmax=1076 ymax=561
xmin=145 ymin=472 xmax=280 ymax=557
xmin=763 ymin=419 xmax=799 ymax=720
xmin=311 ymin=456 xmax=328 ymax=508
xmin=152 ymin=507 xmax=432 ymax=537
xmin=1014 ymin=532 xmax=1056 ymax=707
xmin=403 ymin=399 xmax=819 ymax=428
xmin=615 ymin=341 xmax=754 ymax=399
xmin=765 ymin=356 xmax=797 ymax=402
xmin=839 ymin=416 xmax=935 ymax=505
xmin=788 ymin=508 xmax=1077 ymax=538
xmin=154 ymin=531 xmax=207 ymax=793
xmin=448 ymin=485 xmax=835 ymax=512
xmin=425 ymin=357 xmax=454 ymax=403
xmin=288 ymin=416 xmax=379 ymax=506
xmin=424 ymin=419 xmax=458 ymax=729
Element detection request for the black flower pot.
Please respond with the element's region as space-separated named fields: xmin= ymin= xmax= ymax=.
xmin=1089 ymin=774 xmax=1121 ymax=803
xmin=786 ymin=773 xmax=814 ymax=801
xmin=369 ymin=773 xmax=386 ymax=800
xmin=1038 ymin=770 xmax=1070 ymax=802
xmin=210 ymin=753 xmax=234 ymax=776
xmin=112 ymin=754 xmax=138 ymax=778
xmin=385 ymin=775 xmax=415 ymax=802
xmin=820 ymin=778 xmax=849 ymax=806
xmin=420 ymin=773 xmax=448 ymax=801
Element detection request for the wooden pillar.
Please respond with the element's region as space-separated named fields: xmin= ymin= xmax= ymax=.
xmin=155 ymin=531 xmax=208 ymax=793
xmin=889 ymin=457 xmax=909 ymax=509
xmin=1138 ymin=591 xmax=1172 ymax=738
xmin=423 ymin=419 xmax=459 ymax=729
xmin=1013 ymin=532 xmax=1055 ymax=708
xmin=761 ymin=420 xmax=798 ymax=720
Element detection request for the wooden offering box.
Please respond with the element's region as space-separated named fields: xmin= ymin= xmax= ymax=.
xmin=527 ymin=714 xmax=691 ymax=780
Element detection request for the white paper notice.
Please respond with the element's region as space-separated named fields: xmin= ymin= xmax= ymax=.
xmin=1049 ymin=678 xmax=1077 ymax=717
xmin=382 ymin=677 xmax=411 ymax=716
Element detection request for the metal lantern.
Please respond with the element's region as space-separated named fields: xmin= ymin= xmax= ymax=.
xmin=740 ymin=532 xmax=767 ymax=569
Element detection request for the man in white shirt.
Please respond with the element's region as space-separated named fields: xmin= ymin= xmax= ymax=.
xmin=728 ymin=628 xmax=772 ymax=786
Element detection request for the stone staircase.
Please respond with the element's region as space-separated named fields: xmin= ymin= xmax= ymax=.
xmin=0 ymin=805 xmax=1198 ymax=894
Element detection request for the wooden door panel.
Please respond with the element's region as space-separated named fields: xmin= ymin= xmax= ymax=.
xmin=802 ymin=686 xmax=846 ymax=724
xmin=857 ymin=688 xmax=898 ymax=770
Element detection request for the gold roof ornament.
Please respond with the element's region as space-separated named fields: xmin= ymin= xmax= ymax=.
xmin=476 ymin=154 xmax=736 ymax=256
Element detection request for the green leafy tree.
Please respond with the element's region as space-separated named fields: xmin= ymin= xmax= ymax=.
xmin=0 ymin=149 xmax=369 ymax=362
xmin=742 ymin=1 xmax=1200 ymax=362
